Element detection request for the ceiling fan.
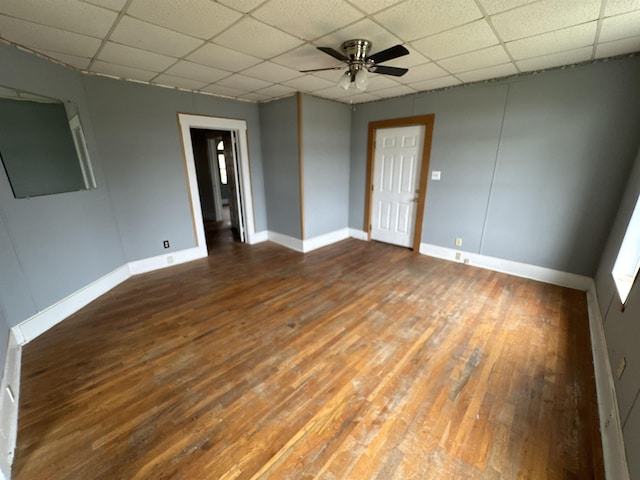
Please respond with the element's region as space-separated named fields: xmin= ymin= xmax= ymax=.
xmin=300 ymin=39 xmax=410 ymax=92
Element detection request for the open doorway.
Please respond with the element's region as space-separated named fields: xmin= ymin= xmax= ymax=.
xmin=177 ymin=114 xmax=257 ymax=256
xmin=190 ymin=129 xmax=242 ymax=248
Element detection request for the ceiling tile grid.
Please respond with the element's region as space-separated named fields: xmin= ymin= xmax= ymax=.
xmin=0 ymin=0 xmax=638 ymax=104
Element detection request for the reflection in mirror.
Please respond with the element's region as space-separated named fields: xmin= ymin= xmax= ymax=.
xmin=0 ymin=86 xmax=96 ymax=198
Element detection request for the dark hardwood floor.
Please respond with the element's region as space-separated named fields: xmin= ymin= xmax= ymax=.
xmin=13 ymin=236 xmax=604 ymax=479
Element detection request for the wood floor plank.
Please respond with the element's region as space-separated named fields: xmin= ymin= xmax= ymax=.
xmin=12 ymin=238 xmax=604 ymax=479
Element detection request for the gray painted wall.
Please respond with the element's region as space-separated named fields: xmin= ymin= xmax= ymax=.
xmin=301 ymin=95 xmax=351 ymax=239
xmin=259 ymin=95 xmax=302 ymax=239
xmin=0 ymin=43 xmax=125 ymax=329
xmin=350 ymin=56 xmax=640 ymax=276
xmin=83 ymin=76 xmax=266 ymax=261
xmin=594 ymin=147 xmax=640 ymax=478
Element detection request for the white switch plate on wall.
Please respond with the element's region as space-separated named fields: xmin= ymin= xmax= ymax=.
xmin=431 ymin=171 xmax=441 ymax=180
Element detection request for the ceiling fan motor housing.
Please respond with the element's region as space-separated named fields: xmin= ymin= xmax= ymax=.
xmin=341 ymin=39 xmax=371 ymax=63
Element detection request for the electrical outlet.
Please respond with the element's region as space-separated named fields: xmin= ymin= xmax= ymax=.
xmin=167 ymin=255 xmax=174 ymax=265
xmin=455 ymin=252 xmax=461 ymax=260
xmin=616 ymin=357 xmax=626 ymax=380
xmin=163 ymin=240 xmax=170 ymax=249
xmin=431 ymin=171 xmax=441 ymax=180
xmin=455 ymin=237 xmax=462 ymax=247
xmin=463 ymin=258 xmax=470 ymax=264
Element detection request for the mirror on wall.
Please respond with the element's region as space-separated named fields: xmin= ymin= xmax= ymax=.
xmin=0 ymin=86 xmax=96 ymax=199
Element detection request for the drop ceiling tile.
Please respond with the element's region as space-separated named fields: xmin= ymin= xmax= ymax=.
xmin=0 ymin=0 xmax=117 ymax=38
xmin=437 ymin=45 xmax=511 ymax=73
xmin=217 ymin=0 xmax=269 ymax=13
xmin=314 ymin=87 xmax=355 ymax=99
xmin=0 ymin=16 xmax=101 ymax=57
xmin=477 ymin=0 xmax=538 ymax=15
xmin=127 ymin=0 xmax=241 ymax=40
xmin=397 ymin=62 xmax=449 ymax=83
xmin=39 ymin=49 xmax=91 ymax=69
xmin=455 ymin=62 xmax=518 ymax=82
xmin=241 ymin=61 xmax=303 ymax=83
xmin=238 ymin=91 xmax=270 ymax=102
xmin=505 ymin=22 xmax=597 ymax=60
xmin=605 ymin=0 xmax=640 ymax=16
xmin=408 ymin=75 xmax=462 ymax=91
xmin=347 ymin=0 xmax=405 ymax=14
xmin=315 ymin=87 xmax=380 ymax=102
xmin=490 ymin=0 xmax=601 ymax=41
xmin=152 ymin=74 xmax=209 ymax=90
xmin=373 ymin=0 xmax=483 ymax=41
xmin=516 ymin=46 xmax=593 ymax=72
xmin=253 ymin=0 xmax=363 ymax=41
xmin=82 ymin=0 xmax=128 ymax=11
xmin=91 ymin=60 xmax=158 ymax=81
xmin=351 ymin=92 xmax=384 ymax=103
xmin=165 ymin=60 xmax=229 ymax=82
xmin=187 ymin=43 xmax=262 ymax=71
xmin=371 ymin=84 xmax=418 ymax=98
xmin=98 ymin=42 xmax=177 ymax=72
xmin=216 ymin=73 xmax=272 ymax=91
xmin=281 ymin=75 xmax=335 ymax=92
xmin=411 ymin=19 xmax=499 ymax=60
xmin=110 ymin=16 xmax=203 ymax=57
xmin=271 ymin=44 xmax=341 ymax=71
xmin=201 ymin=84 xmax=245 ymax=98
xmin=253 ymin=84 xmax=297 ymax=97
xmin=595 ymin=35 xmax=640 ymax=58
xmin=212 ymin=17 xmax=303 ymax=59
xmin=361 ymin=74 xmax=401 ymax=92
xmin=315 ymin=18 xmax=402 ymax=53
xmin=599 ymin=10 xmax=640 ymax=43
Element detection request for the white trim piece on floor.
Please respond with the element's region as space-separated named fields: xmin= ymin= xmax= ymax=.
xmin=586 ymin=283 xmax=630 ymax=480
xmin=14 ymin=264 xmax=131 ymax=346
xmin=302 ymin=228 xmax=350 ymax=253
xmin=348 ymin=228 xmax=368 ymax=241
xmin=0 ymin=329 xmax=22 ymax=480
xmin=267 ymin=231 xmax=304 ymax=253
xmin=419 ymin=243 xmax=592 ymax=291
xmin=128 ymin=246 xmax=207 ymax=275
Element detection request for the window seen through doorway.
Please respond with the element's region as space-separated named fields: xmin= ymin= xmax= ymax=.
xmin=217 ymin=140 xmax=227 ymax=185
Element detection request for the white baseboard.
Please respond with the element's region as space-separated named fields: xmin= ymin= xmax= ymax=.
xmin=14 ymin=264 xmax=131 ymax=345
xmin=267 ymin=228 xmax=354 ymax=253
xmin=419 ymin=243 xmax=592 ymax=291
xmin=0 ymin=330 xmax=22 ymax=480
xmin=348 ymin=228 xmax=368 ymax=241
xmin=128 ymin=246 xmax=206 ymax=275
xmin=267 ymin=231 xmax=304 ymax=252
xmin=586 ymin=284 xmax=630 ymax=480
xmin=250 ymin=230 xmax=269 ymax=244
xmin=302 ymin=228 xmax=350 ymax=253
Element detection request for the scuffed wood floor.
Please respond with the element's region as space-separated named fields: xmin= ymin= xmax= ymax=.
xmin=13 ymin=239 xmax=604 ymax=479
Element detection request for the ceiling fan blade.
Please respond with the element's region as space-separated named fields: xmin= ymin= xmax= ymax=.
xmin=369 ymin=65 xmax=409 ymax=77
xmin=299 ymin=66 xmax=344 ymax=73
xmin=317 ymin=46 xmax=347 ymax=62
xmin=366 ymin=44 xmax=409 ymax=64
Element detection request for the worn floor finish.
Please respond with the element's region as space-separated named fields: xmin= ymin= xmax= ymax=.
xmin=13 ymin=239 xmax=604 ymax=479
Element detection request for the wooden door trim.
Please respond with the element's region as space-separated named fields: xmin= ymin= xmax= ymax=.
xmin=364 ymin=114 xmax=435 ymax=253
xmin=297 ymin=92 xmax=305 ymax=240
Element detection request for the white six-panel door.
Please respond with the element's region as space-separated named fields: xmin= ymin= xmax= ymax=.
xmin=371 ymin=125 xmax=425 ymax=248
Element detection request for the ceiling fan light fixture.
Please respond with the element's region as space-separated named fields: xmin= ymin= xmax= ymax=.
xmin=338 ymin=70 xmax=352 ymax=90
xmin=355 ymin=68 xmax=368 ymax=91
